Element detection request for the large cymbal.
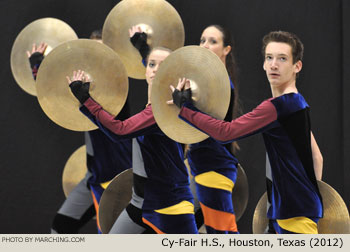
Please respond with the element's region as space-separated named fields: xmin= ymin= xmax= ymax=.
xmin=102 ymin=0 xmax=185 ymax=79
xmin=232 ymin=164 xmax=249 ymax=221
xmin=252 ymin=181 xmax=350 ymax=234
xmin=36 ymin=39 xmax=128 ymax=131
xmin=316 ymin=181 xmax=350 ymax=233
xmin=10 ymin=18 xmax=78 ymax=96
xmin=151 ymin=46 xmax=231 ymax=144
xmin=62 ymin=145 xmax=87 ymax=198
xmin=98 ymin=168 xmax=133 ymax=234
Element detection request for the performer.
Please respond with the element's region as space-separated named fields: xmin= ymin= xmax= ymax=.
xmin=67 ymin=47 xmax=198 ymax=234
xmin=130 ymin=24 xmax=241 ymax=233
xmin=129 ymin=26 xmax=202 ymax=230
xmin=28 ymin=30 xmax=132 ymax=234
xmin=172 ymin=31 xmax=323 ymax=234
xmin=187 ymin=25 xmax=241 ymax=234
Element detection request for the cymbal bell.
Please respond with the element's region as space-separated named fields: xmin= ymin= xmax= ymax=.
xmin=102 ymin=0 xmax=185 ymax=79
xmin=151 ymin=46 xmax=231 ymax=144
xmin=62 ymin=145 xmax=87 ymax=198
xmin=252 ymin=180 xmax=350 ymax=234
xmin=233 ymin=164 xmax=249 ymax=221
xmin=10 ymin=18 xmax=78 ymax=96
xmin=36 ymin=39 xmax=129 ymax=131
xmin=98 ymin=168 xmax=133 ymax=234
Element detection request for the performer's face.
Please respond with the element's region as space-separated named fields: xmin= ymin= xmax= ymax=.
xmin=200 ymin=26 xmax=230 ymax=63
xmin=145 ymin=49 xmax=170 ymax=86
xmin=263 ymin=42 xmax=302 ymax=87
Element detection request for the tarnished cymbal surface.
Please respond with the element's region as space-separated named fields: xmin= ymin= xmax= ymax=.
xmin=10 ymin=18 xmax=78 ymax=96
xmin=98 ymin=169 xmax=133 ymax=234
xmin=102 ymin=0 xmax=185 ymax=79
xmin=151 ymin=46 xmax=231 ymax=144
xmin=252 ymin=181 xmax=350 ymax=234
xmin=252 ymin=192 xmax=269 ymax=234
xmin=36 ymin=39 xmax=128 ymax=131
xmin=62 ymin=145 xmax=87 ymax=198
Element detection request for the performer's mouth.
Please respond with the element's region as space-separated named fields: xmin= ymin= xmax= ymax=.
xmin=269 ymin=73 xmax=280 ymax=78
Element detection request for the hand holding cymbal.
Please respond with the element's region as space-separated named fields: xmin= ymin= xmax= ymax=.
xmin=167 ymin=78 xmax=192 ymax=107
xmin=128 ymin=25 xmax=143 ymax=38
xmin=36 ymin=39 xmax=129 ymax=131
xmin=10 ymin=18 xmax=78 ymax=96
xmin=26 ymin=42 xmax=48 ymax=58
xmin=151 ymin=46 xmax=231 ymax=144
xmin=129 ymin=25 xmax=150 ymax=63
xmin=102 ymin=0 xmax=185 ymax=79
xmin=67 ymin=70 xmax=92 ymax=105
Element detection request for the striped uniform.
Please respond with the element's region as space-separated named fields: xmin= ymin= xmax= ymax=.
xmin=52 ymin=117 xmax=132 ymax=234
xmin=187 ymin=80 xmax=239 ymax=234
xmin=80 ymin=98 xmax=198 ymax=234
xmin=179 ymin=93 xmax=323 ymax=234
xmin=86 ymin=124 xmax=132 ymax=233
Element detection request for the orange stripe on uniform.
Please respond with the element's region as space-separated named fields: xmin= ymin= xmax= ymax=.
xmin=91 ymin=191 xmax=101 ymax=232
xmin=200 ymin=202 xmax=238 ymax=232
xmin=142 ymin=217 xmax=165 ymax=234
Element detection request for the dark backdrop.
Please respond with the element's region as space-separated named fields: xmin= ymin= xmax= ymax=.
xmin=0 ymin=0 xmax=348 ymax=234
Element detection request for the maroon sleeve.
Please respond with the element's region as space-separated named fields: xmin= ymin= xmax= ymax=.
xmin=83 ymin=98 xmax=156 ymax=136
xmin=179 ymin=99 xmax=278 ymax=142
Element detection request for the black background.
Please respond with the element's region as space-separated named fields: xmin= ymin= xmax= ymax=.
xmin=0 ymin=0 xmax=348 ymax=233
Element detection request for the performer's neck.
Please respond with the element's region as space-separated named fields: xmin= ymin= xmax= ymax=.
xmin=270 ymin=80 xmax=298 ymax=98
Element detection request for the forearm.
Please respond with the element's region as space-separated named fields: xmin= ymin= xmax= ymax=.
xmin=179 ymin=100 xmax=277 ymax=142
xmin=311 ymin=132 xmax=323 ymax=180
xmin=81 ymin=98 xmax=156 ymax=138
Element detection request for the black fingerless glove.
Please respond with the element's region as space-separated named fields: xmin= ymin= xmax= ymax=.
xmin=29 ymin=52 xmax=44 ymax=80
xmin=29 ymin=52 xmax=44 ymax=69
xmin=172 ymin=89 xmax=192 ymax=108
xmin=130 ymin=32 xmax=150 ymax=63
xmin=69 ymin=81 xmax=91 ymax=104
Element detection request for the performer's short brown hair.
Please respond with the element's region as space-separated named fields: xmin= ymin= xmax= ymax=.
xmin=262 ymin=31 xmax=304 ymax=64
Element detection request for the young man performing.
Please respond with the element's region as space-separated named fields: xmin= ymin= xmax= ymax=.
xmin=171 ymin=31 xmax=323 ymax=234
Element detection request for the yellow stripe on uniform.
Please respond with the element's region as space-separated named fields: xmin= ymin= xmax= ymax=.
xmin=277 ymin=217 xmax=318 ymax=234
xmin=155 ymin=201 xmax=194 ymax=215
xmin=100 ymin=180 xmax=112 ymax=189
xmin=194 ymin=171 xmax=234 ymax=192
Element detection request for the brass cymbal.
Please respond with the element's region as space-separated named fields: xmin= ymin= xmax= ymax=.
xmin=62 ymin=145 xmax=87 ymax=198
xmin=98 ymin=168 xmax=133 ymax=234
xmin=233 ymin=164 xmax=249 ymax=221
xmin=36 ymin=39 xmax=129 ymax=131
xmin=102 ymin=0 xmax=185 ymax=79
xmin=151 ymin=46 xmax=231 ymax=144
xmin=10 ymin=18 xmax=78 ymax=96
xmin=252 ymin=181 xmax=350 ymax=234
xmin=252 ymin=192 xmax=269 ymax=234
xmin=316 ymin=181 xmax=350 ymax=233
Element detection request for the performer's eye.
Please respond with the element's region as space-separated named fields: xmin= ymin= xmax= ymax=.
xmin=280 ymin=57 xmax=287 ymax=62
xmin=148 ymin=62 xmax=155 ymax=68
xmin=199 ymin=38 xmax=205 ymax=44
xmin=265 ymin=56 xmax=272 ymax=60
